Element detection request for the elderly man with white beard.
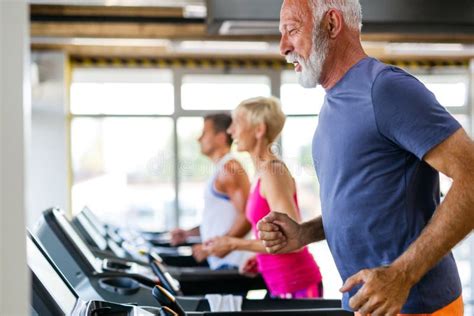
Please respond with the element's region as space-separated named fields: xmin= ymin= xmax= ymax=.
xmin=257 ymin=0 xmax=473 ymax=315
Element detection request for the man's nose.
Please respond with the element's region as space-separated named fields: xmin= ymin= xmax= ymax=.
xmin=279 ymin=33 xmax=293 ymax=56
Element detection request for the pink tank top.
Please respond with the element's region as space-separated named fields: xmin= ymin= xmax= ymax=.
xmin=246 ymin=179 xmax=322 ymax=295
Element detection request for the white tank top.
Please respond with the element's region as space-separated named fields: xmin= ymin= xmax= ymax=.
xmin=200 ymin=153 xmax=250 ymax=270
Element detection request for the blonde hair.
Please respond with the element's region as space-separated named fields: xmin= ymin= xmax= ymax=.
xmin=235 ymin=96 xmax=286 ymax=143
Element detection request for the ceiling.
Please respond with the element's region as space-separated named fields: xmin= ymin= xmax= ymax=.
xmin=28 ymin=0 xmax=474 ymax=60
xmin=29 ymin=0 xmax=204 ymax=7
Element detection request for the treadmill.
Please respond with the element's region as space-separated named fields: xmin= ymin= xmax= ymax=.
xmin=73 ymin=208 xmax=188 ymax=267
xmin=70 ymin=209 xmax=350 ymax=314
xmin=28 ymin=230 xmax=352 ymax=316
xmin=34 ymin=208 xmax=168 ymax=307
xmin=36 ymin=208 xmax=266 ymax=296
xmin=78 ymin=206 xmax=206 ymax=267
xmin=72 ymin=209 xmax=144 ymax=263
xmin=27 ymin=232 xmax=169 ymax=316
xmin=150 ymin=285 xmax=353 ymax=316
xmin=72 ymin=207 xmax=267 ymax=295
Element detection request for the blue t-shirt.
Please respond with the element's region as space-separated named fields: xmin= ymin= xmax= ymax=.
xmin=312 ymin=57 xmax=462 ymax=313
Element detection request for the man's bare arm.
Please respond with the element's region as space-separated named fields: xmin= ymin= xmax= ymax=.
xmin=301 ymin=216 xmax=325 ymax=244
xmin=186 ymin=226 xmax=200 ymax=236
xmin=170 ymin=226 xmax=200 ymax=246
xmin=217 ymin=160 xmax=252 ymax=238
xmin=342 ymin=128 xmax=474 ymax=315
xmin=392 ymin=128 xmax=474 ymax=283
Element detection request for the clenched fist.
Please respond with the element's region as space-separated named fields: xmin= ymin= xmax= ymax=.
xmin=257 ymin=212 xmax=304 ymax=254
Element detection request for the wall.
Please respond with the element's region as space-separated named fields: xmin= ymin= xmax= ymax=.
xmin=0 ymin=0 xmax=30 ymax=315
xmin=28 ymin=52 xmax=69 ymax=227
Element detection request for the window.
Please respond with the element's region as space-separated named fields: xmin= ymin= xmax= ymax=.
xmin=71 ymin=117 xmax=174 ymax=231
xmin=417 ymin=75 xmax=468 ymax=108
xmin=70 ymin=68 xmax=175 ymax=231
xmin=71 ymin=68 xmax=174 ymax=115
xmin=181 ymin=75 xmax=271 ymax=110
xmin=281 ymin=71 xmax=325 ymax=115
xmin=71 ymin=70 xmax=271 ymax=232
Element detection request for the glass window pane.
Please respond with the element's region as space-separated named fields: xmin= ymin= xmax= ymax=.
xmin=181 ymin=75 xmax=271 ymax=110
xmin=71 ymin=68 xmax=174 ymax=115
xmin=281 ymin=116 xmax=320 ymax=220
xmin=71 ymin=117 xmax=175 ymax=231
xmin=281 ymin=70 xmax=326 ymax=115
xmin=416 ymin=75 xmax=467 ymax=108
xmin=177 ymin=117 xmax=213 ymax=228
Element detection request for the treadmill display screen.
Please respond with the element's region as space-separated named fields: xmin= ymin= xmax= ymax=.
xmin=76 ymin=212 xmax=108 ymax=251
xmin=27 ymin=237 xmax=77 ymax=314
xmin=53 ymin=209 xmax=102 ymax=272
xmin=82 ymin=206 xmax=108 ymax=236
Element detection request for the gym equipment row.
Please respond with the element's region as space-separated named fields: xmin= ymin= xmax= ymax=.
xmin=29 ymin=207 xmax=353 ymax=315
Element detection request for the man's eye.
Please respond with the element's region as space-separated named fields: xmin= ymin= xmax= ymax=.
xmin=289 ymin=29 xmax=297 ymax=35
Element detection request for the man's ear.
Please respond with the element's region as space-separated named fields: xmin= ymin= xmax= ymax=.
xmin=326 ymin=8 xmax=343 ymax=38
xmin=216 ymin=132 xmax=228 ymax=145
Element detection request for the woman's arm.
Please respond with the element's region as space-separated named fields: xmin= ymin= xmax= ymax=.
xmin=260 ymin=161 xmax=300 ymax=222
xmin=204 ymin=236 xmax=268 ymax=257
xmin=229 ymin=236 xmax=267 ymax=253
xmin=206 ymin=161 xmax=299 ymax=257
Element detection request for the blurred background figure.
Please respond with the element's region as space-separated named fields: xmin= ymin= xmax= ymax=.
xmin=170 ymin=113 xmax=252 ymax=270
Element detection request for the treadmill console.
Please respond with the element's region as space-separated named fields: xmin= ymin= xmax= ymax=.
xmin=28 ymin=235 xmax=78 ymax=315
xmin=75 ymin=212 xmax=108 ymax=251
xmin=28 ymin=233 xmax=166 ymax=316
xmin=75 ymin=210 xmax=129 ymax=259
xmin=52 ymin=208 xmax=103 ymax=273
xmin=81 ymin=206 xmax=108 ymax=237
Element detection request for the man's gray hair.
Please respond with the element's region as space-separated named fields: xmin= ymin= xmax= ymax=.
xmin=310 ymin=0 xmax=362 ymax=31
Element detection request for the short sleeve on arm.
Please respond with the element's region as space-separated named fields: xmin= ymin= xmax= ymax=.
xmin=372 ymin=67 xmax=461 ymax=160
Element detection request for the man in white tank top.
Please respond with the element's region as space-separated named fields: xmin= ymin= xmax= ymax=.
xmin=170 ymin=113 xmax=252 ymax=270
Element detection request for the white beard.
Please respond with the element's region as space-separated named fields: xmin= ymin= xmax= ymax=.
xmin=287 ymin=27 xmax=329 ymax=88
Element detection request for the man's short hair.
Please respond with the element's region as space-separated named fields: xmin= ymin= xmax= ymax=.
xmin=204 ymin=113 xmax=233 ymax=146
xmin=310 ymin=0 xmax=362 ymax=32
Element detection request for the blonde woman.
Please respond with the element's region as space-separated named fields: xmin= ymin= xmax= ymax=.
xmin=204 ymin=96 xmax=323 ymax=298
